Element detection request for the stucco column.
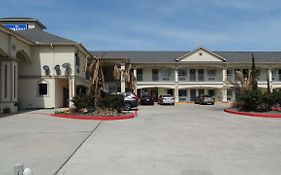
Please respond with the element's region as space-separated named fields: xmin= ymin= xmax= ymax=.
xmin=222 ymin=67 xmax=227 ymax=102
xmin=174 ymin=66 xmax=179 ymax=102
xmin=133 ymin=67 xmax=137 ymax=94
xmin=268 ymin=67 xmax=273 ymax=93
xmin=120 ymin=62 xmax=126 ymax=93
xmin=69 ymin=77 xmax=76 ymax=107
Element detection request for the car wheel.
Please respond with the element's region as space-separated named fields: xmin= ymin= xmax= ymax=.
xmin=123 ymin=103 xmax=132 ymax=111
xmin=211 ymin=103 xmax=214 ymax=105
xmin=172 ymin=103 xmax=175 ymax=105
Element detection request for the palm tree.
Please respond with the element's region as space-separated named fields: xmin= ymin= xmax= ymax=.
xmin=113 ymin=64 xmax=136 ymax=93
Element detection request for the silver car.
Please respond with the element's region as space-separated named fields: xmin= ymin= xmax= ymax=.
xmin=158 ymin=94 xmax=175 ymax=105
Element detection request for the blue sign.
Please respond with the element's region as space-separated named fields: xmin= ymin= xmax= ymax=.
xmin=3 ymin=24 xmax=28 ymax=31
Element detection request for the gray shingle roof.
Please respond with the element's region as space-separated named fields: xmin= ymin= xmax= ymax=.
xmin=90 ymin=51 xmax=187 ymax=63
xmin=16 ymin=28 xmax=78 ymax=44
xmin=91 ymin=51 xmax=281 ymax=63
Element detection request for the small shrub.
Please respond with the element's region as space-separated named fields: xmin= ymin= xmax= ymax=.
xmin=97 ymin=95 xmax=124 ymax=113
xmin=72 ymin=95 xmax=95 ymax=111
xmin=238 ymin=90 xmax=263 ymax=111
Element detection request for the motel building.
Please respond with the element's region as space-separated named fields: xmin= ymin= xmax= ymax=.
xmin=1 ymin=17 xmax=281 ymax=114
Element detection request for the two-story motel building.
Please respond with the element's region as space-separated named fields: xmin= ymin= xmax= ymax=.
xmin=1 ymin=17 xmax=281 ymax=113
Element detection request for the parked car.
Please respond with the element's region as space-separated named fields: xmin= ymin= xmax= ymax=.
xmin=194 ymin=94 xmax=215 ymax=105
xmin=140 ymin=94 xmax=154 ymax=105
xmin=158 ymin=94 xmax=175 ymax=105
xmin=122 ymin=92 xmax=139 ymax=110
xmin=109 ymin=92 xmax=139 ymax=111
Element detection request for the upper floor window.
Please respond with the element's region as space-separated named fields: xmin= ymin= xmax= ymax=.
xmin=137 ymin=69 xmax=143 ymax=81
xmin=178 ymin=68 xmax=187 ymax=81
xmin=75 ymin=53 xmax=80 ymax=73
xmin=152 ymin=69 xmax=159 ymax=81
xmin=207 ymin=69 xmax=216 ymax=76
xmin=189 ymin=69 xmax=196 ymax=81
xmin=198 ymin=69 xmax=204 ymax=81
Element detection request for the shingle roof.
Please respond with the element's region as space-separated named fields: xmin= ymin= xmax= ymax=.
xmin=215 ymin=51 xmax=281 ymax=63
xmin=16 ymin=28 xmax=78 ymax=44
xmin=90 ymin=51 xmax=187 ymax=63
xmin=91 ymin=51 xmax=281 ymax=63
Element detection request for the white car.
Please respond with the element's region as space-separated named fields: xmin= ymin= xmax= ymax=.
xmin=158 ymin=94 xmax=175 ymax=105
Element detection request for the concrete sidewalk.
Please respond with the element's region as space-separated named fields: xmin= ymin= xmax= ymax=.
xmin=0 ymin=109 xmax=101 ymax=175
xmin=58 ymin=104 xmax=281 ymax=175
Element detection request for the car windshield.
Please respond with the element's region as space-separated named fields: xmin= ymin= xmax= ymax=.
xmin=163 ymin=94 xmax=173 ymax=97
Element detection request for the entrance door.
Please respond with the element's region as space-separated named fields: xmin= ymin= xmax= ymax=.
xmin=199 ymin=89 xmax=204 ymax=95
xmin=63 ymin=87 xmax=69 ymax=107
xmin=190 ymin=89 xmax=197 ymax=101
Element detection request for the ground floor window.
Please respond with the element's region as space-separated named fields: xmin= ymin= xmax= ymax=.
xmin=39 ymin=83 xmax=48 ymax=95
xmin=208 ymin=89 xmax=215 ymax=96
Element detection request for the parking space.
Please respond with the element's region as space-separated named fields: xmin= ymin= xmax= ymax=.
xmin=58 ymin=103 xmax=281 ymax=175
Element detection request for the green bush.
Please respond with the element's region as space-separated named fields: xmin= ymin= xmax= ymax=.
xmin=72 ymin=95 xmax=95 ymax=111
xmin=97 ymin=95 xmax=124 ymax=113
xmin=238 ymin=90 xmax=264 ymax=111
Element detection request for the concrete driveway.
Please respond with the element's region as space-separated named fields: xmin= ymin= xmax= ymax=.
xmin=0 ymin=109 xmax=101 ymax=175
xmin=57 ymin=104 xmax=281 ymax=175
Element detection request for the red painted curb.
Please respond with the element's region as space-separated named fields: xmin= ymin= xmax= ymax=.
xmin=49 ymin=110 xmax=138 ymax=120
xmin=224 ymin=108 xmax=281 ymax=118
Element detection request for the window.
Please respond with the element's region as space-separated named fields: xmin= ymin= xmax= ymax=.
xmin=207 ymin=69 xmax=216 ymax=81
xmin=179 ymin=89 xmax=187 ymax=97
xmin=243 ymin=69 xmax=248 ymax=79
xmin=198 ymin=69 xmax=204 ymax=81
xmin=227 ymin=69 xmax=232 ymax=77
xmin=39 ymin=83 xmax=48 ymax=95
xmin=272 ymin=69 xmax=277 ymax=81
xmin=207 ymin=69 xmax=216 ymax=76
xmin=137 ymin=69 xmax=143 ymax=81
xmin=279 ymin=69 xmax=281 ymax=81
xmin=190 ymin=69 xmax=196 ymax=81
xmin=75 ymin=53 xmax=80 ymax=73
xmin=152 ymin=69 xmax=159 ymax=81
xmin=208 ymin=90 xmax=215 ymax=96
xmin=178 ymin=69 xmax=186 ymax=81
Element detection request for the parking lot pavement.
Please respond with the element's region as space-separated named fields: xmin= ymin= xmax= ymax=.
xmin=58 ymin=103 xmax=281 ymax=175
xmin=0 ymin=109 xmax=101 ymax=175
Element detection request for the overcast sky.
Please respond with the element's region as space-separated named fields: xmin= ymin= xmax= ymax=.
xmin=1 ymin=0 xmax=281 ymax=51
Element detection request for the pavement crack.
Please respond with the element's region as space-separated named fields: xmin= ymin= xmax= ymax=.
xmin=53 ymin=121 xmax=103 ymax=175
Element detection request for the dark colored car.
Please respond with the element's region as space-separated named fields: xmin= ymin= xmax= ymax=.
xmin=194 ymin=94 xmax=215 ymax=105
xmin=140 ymin=94 xmax=154 ymax=105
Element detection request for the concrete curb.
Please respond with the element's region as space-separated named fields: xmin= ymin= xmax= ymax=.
xmin=49 ymin=110 xmax=137 ymax=120
xmin=224 ymin=108 xmax=281 ymax=118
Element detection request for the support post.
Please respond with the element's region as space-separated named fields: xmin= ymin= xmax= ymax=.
xmin=222 ymin=67 xmax=227 ymax=102
xmin=121 ymin=62 xmax=126 ymax=93
xmin=174 ymin=66 xmax=179 ymax=102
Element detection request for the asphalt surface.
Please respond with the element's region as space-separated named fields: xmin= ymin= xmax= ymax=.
xmin=57 ymin=104 xmax=281 ymax=175
xmin=1 ymin=104 xmax=281 ymax=175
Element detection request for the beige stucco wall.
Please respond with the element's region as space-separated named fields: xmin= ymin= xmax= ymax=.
xmin=18 ymin=78 xmax=56 ymax=109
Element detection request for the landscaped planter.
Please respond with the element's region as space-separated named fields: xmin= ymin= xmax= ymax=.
xmin=49 ymin=110 xmax=138 ymax=120
xmin=224 ymin=108 xmax=281 ymax=118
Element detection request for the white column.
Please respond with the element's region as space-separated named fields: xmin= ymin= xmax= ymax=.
xmin=174 ymin=67 xmax=179 ymax=102
xmin=268 ymin=67 xmax=273 ymax=93
xmin=69 ymin=77 xmax=76 ymax=107
xmin=133 ymin=67 xmax=137 ymax=94
xmin=222 ymin=67 xmax=227 ymax=102
xmin=121 ymin=62 xmax=126 ymax=93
